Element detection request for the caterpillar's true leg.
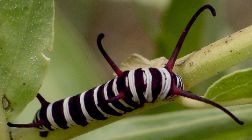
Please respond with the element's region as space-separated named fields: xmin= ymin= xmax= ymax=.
xmin=106 ymin=92 xmax=125 ymax=103
xmin=40 ymin=130 xmax=49 ymax=137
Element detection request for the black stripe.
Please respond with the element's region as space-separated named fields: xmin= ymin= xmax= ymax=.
xmin=177 ymin=75 xmax=181 ymax=89
xmin=118 ymin=71 xmax=142 ymax=108
xmin=97 ymin=84 xmax=123 ymax=116
xmin=33 ymin=111 xmax=43 ymax=129
xmin=68 ymin=94 xmax=88 ymax=126
xmin=167 ymin=71 xmax=176 ymax=97
xmin=33 ymin=111 xmax=38 ymax=123
xmin=107 ymin=79 xmax=132 ymax=112
xmin=51 ymin=100 xmax=69 ymax=129
xmin=149 ymin=68 xmax=162 ymax=102
xmin=134 ymin=68 xmax=147 ymax=104
xmin=178 ymin=76 xmax=184 ymax=89
xmin=176 ymin=76 xmax=179 ymax=89
xmin=84 ymin=88 xmax=107 ymax=120
xmin=178 ymin=76 xmax=182 ymax=89
xmin=39 ymin=106 xmax=53 ymax=130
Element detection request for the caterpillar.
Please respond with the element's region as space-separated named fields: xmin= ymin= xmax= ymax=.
xmin=7 ymin=4 xmax=244 ymax=137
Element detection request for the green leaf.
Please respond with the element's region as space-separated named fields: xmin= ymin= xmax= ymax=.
xmin=0 ymin=104 xmax=9 ymax=140
xmin=75 ymin=104 xmax=252 ymax=140
xmin=11 ymin=7 xmax=108 ymax=140
xmin=0 ymin=0 xmax=54 ymax=119
xmin=205 ymin=68 xmax=252 ymax=104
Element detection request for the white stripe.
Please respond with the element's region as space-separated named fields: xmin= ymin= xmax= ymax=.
xmin=158 ymin=68 xmax=168 ymax=99
xmin=80 ymin=92 xmax=94 ymax=122
xmin=158 ymin=68 xmax=166 ymax=100
xmin=182 ymin=76 xmax=184 ymax=89
xmin=177 ymin=75 xmax=184 ymax=89
xmin=160 ymin=68 xmax=171 ymax=100
xmin=177 ymin=76 xmax=181 ymax=89
xmin=113 ymin=78 xmax=134 ymax=109
xmin=142 ymin=68 xmax=153 ymax=102
xmin=104 ymin=81 xmax=124 ymax=114
xmin=162 ymin=69 xmax=171 ymax=98
xmin=125 ymin=76 xmax=129 ymax=87
xmin=63 ymin=97 xmax=77 ymax=127
xmin=143 ymin=71 xmax=147 ymax=85
xmin=176 ymin=76 xmax=180 ymax=88
xmin=46 ymin=104 xmax=59 ymax=129
xmin=128 ymin=70 xmax=140 ymax=104
xmin=94 ymin=86 xmax=109 ymax=117
xmin=36 ymin=111 xmax=40 ymax=121
xmin=36 ymin=111 xmax=45 ymax=130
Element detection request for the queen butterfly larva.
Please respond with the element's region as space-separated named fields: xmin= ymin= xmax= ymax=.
xmin=7 ymin=4 xmax=244 ymax=137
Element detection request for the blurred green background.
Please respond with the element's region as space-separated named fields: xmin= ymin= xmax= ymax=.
xmin=16 ymin=0 xmax=252 ymax=139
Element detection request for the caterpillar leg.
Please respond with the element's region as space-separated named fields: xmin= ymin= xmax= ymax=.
xmin=106 ymin=92 xmax=125 ymax=103
xmin=40 ymin=130 xmax=49 ymax=137
xmin=97 ymin=92 xmax=125 ymax=107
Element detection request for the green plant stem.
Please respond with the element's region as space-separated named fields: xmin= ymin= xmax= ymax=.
xmin=0 ymin=0 xmax=54 ymax=139
xmin=174 ymin=25 xmax=252 ymax=89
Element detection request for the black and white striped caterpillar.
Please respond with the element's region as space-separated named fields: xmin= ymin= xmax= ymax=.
xmin=7 ymin=4 xmax=244 ymax=137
